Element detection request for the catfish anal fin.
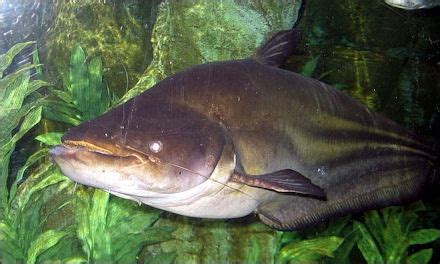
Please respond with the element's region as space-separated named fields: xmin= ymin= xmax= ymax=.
xmin=231 ymin=169 xmax=326 ymax=199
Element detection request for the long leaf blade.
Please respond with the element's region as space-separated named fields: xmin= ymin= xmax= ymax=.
xmin=26 ymin=230 xmax=67 ymax=264
xmin=354 ymin=221 xmax=384 ymax=264
xmin=278 ymin=236 xmax=344 ymax=262
xmin=407 ymin=249 xmax=433 ymax=264
xmin=408 ymin=229 xmax=440 ymax=245
xmin=0 ymin=41 xmax=35 ymax=78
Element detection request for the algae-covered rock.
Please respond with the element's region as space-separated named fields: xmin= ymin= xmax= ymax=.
xmin=295 ymin=0 xmax=439 ymax=128
xmin=42 ymin=0 xmax=160 ymax=96
xmin=122 ymin=0 xmax=302 ymax=101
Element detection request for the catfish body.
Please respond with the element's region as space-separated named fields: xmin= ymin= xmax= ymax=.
xmin=50 ymin=31 xmax=436 ymax=230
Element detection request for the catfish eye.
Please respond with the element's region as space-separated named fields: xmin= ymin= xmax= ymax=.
xmin=149 ymin=140 xmax=163 ymax=153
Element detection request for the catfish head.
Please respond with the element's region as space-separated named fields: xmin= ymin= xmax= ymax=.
xmin=49 ymin=97 xmax=235 ymax=203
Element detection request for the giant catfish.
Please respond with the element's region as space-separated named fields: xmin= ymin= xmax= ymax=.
xmin=49 ymin=30 xmax=437 ymax=230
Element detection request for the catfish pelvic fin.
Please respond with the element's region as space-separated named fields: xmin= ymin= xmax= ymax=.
xmin=254 ymin=29 xmax=302 ymax=67
xmin=231 ymin=169 xmax=326 ymax=199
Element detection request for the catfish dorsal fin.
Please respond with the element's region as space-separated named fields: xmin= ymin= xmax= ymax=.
xmin=254 ymin=29 xmax=302 ymax=67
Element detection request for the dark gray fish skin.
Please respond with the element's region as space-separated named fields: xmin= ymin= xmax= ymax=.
xmin=50 ymin=30 xmax=437 ymax=230
xmin=147 ymin=58 xmax=435 ymax=228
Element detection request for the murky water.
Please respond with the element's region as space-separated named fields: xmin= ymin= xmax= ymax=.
xmin=1 ymin=1 xmax=438 ymax=263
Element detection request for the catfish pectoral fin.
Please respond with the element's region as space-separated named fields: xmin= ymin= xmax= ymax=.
xmin=230 ymin=169 xmax=326 ymax=199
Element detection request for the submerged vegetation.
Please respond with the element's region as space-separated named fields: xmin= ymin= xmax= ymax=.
xmin=354 ymin=203 xmax=440 ymax=263
xmin=1 ymin=0 xmax=439 ymax=263
xmin=0 ymin=43 xmax=172 ymax=263
xmin=0 ymin=41 xmax=65 ymax=263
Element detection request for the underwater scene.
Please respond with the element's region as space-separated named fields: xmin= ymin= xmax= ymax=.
xmin=1 ymin=0 xmax=439 ymax=263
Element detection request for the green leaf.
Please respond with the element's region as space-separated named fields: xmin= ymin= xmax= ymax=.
xmin=0 ymin=41 xmax=35 ymax=78
xmin=1 ymin=69 xmax=30 ymax=111
xmin=10 ymin=106 xmax=42 ymax=145
xmin=408 ymin=229 xmax=440 ymax=245
xmin=278 ymin=236 xmax=344 ymax=262
xmin=76 ymin=189 xmax=112 ymax=261
xmin=91 ymin=190 xmax=110 ymax=230
xmin=49 ymin=87 xmax=75 ymax=104
xmin=0 ymin=100 xmax=41 ymax=141
xmin=26 ymin=230 xmax=67 ymax=264
xmin=35 ymin=132 xmax=64 ymax=146
xmin=301 ymin=55 xmax=320 ymax=77
xmin=43 ymin=109 xmax=82 ymax=126
xmin=88 ymin=56 xmax=108 ymax=119
xmin=332 ymin=83 xmax=350 ymax=90
xmin=36 ymin=231 xmax=83 ymax=263
xmin=279 ymin=231 xmax=301 ymax=245
xmin=363 ymin=210 xmax=384 ymax=246
xmin=332 ymin=230 xmax=357 ymax=263
xmin=14 ymin=164 xmax=67 ymax=210
xmin=26 ymin=80 xmax=50 ymax=97
xmin=69 ymin=44 xmax=89 ymax=115
xmin=318 ymin=69 xmax=333 ymax=80
xmin=0 ymin=63 xmax=42 ymax=105
xmin=383 ymin=212 xmax=408 ymax=263
xmin=42 ymin=99 xmax=82 ymax=126
xmin=1 ymin=104 xmax=43 ymax=157
xmin=64 ymin=257 xmax=88 ymax=263
xmin=149 ymin=252 xmax=177 ymax=264
xmin=406 ymin=249 xmax=433 ymax=264
xmin=31 ymin=48 xmax=44 ymax=80
xmin=354 ymin=221 xmax=384 ymax=264
xmin=9 ymin=148 xmax=49 ymax=202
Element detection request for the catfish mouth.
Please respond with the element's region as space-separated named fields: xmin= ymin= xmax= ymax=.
xmin=49 ymin=141 xmax=143 ymax=168
xmin=61 ymin=139 xmax=146 ymax=162
xmin=63 ymin=140 xmax=114 ymax=155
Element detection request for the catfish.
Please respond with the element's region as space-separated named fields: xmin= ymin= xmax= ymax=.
xmin=50 ymin=29 xmax=437 ymax=230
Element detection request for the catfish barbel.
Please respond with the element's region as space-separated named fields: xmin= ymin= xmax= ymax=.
xmin=49 ymin=30 xmax=437 ymax=230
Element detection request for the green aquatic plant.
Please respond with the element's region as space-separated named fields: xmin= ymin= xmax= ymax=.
xmin=1 ymin=42 xmax=172 ymax=263
xmin=277 ymin=235 xmax=344 ymax=263
xmin=34 ymin=44 xmax=171 ymax=262
xmin=276 ymin=217 xmax=351 ymax=263
xmin=300 ymin=55 xmax=349 ymax=90
xmin=73 ymin=188 xmax=173 ymax=262
xmin=354 ymin=202 xmax=440 ymax=264
xmin=0 ymin=41 xmax=46 ymax=206
xmin=44 ymin=44 xmax=112 ymax=125
xmin=2 ymin=161 xmax=71 ymax=263
xmin=301 ymin=55 xmax=320 ymax=77
xmin=0 ymin=41 xmax=69 ymax=263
